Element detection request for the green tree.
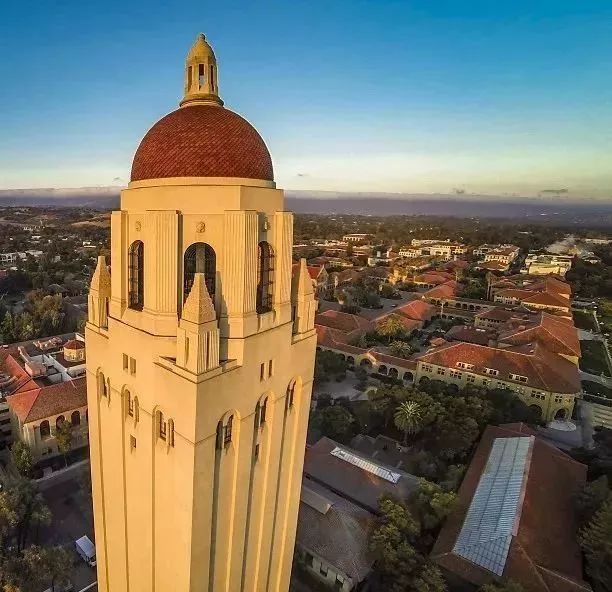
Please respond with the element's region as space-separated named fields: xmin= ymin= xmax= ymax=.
xmin=579 ymin=497 xmax=612 ymax=592
xmin=24 ymin=545 xmax=72 ymax=592
xmin=9 ymin=443 xmax=33 ymax=479
xmin=310 ymin=405 xmax=354 ymax=442
xmin=480 ymin=580 xmax=525 ymax=592
xmin=439 ymin=464 xmax=466 ymax=492
xmin=394 ymin=401 xmax=423 ymax=445
xmin=1 ymin=312 xmax=16 ymax=343
xmin=369 ymin=497 xmax=446 ymax=592
xmin=575 ymin=476 xmax=611 ymax=527
xmin=0 ymin=478 xmax=51 ymax=552
xmin=314 ymin=350 xmax=347 ymax=384
xmin=389 ymin=340 xmax=412 ymax=359
xmin=55 ymin=421 xmax=73 ymax=468
xmin=377 ymin=315 xmax=406 ymax=342
xmin=410 ymin=478 xmax=457 ymax=533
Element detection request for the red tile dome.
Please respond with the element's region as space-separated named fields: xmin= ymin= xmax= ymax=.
xmin=130 ymin=105 xmax=274 ymax=182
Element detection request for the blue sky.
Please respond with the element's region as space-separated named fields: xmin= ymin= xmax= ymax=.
xmin=1 ymin=0 xmax=611 ymax=197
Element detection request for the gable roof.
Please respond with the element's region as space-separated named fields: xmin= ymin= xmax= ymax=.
xmin=499 ymin=313 xmax=580 ymax=358
xmin=415 ymin=341 xmax=580 ymax=393
xmin=395 ymin=299 xmax=436 ymax=321
xmin=297 ymin=477 xmax=374 ymax=582
xmin=423 ymin=281 xmax=457 ymax=300
xmin=304 ymin=437 xmax=419 ymax=514
xmin=432 ymin=425 xmax=590 ymax=592
xmin=8 ymin=377 xmax=87 ymax=424
xmin=374 ymin=312 xmax=421 ymax=333
xmin=315 ymin=310 xmax=373 ymax=333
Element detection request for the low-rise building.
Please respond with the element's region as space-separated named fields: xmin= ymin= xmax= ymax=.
xmin=3 ymin=334 xmax=89 ymax=464
xmin=431 ymin=424 xmax=590 ymax=592
xmin=414 ymin=341 xmax=580 ymax=421
xmin=367 ymin=246 xmax=394 ymax=267
xmin=522 ymin=252 xmax=573 ymax=276
xmin=343 ymin=233 xmax=374 ymax=243
xmin=296 ymin=477 xmax=374 ymax=591
xmin=399 ymin=242 xmax=467 ymax=260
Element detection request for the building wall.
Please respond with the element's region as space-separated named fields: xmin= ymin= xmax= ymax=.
xmin=414 ymin=361 xmax=575 ymax=421
xmin=87 ymin=179 xmax=316 ymax=592
xmin=9 ymin=405 xmax=89 ymax=461
xmin=296 ymin=547 xmax=354 ymax=592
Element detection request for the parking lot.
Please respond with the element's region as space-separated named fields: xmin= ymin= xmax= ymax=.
xmin=41 ymin=477 xmax=97 ymax=591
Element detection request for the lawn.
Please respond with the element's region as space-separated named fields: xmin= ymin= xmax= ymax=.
xmin=573 ymin=310 xmax=598 ymax=332
xmin=579 ymin=340 xmax=612 ymax=377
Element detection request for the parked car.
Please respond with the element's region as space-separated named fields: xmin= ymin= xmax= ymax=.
xmin=75 ymin=535 xmax=96 ymax=567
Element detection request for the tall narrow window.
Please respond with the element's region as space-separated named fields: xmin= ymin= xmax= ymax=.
xmin=286 ymin=381 xmax=296 ymax=412
xmin=128 ymin=240 xmax=144 ymax=310
xmin=168 ymin=419 xmax=175 ymax=448
xmin=158 ymin=411 xmax=167 ymax=441
xmin=216 ymin=421 xmax=223 ymax=450
xmin=209 ymin=65 xmax=215 ymax=91
xmin=184 ymin=243 xmax=216 ymax=302
xmin=188 ymin=66 xmax=193 ymax=89
xmin=260 ymin=397 xmax=268 ymax=425
xmin=127 ymin=390 xmax=134 ymax=417
xmin=198 ymin=64 xmax=205 ymax=88
xmin=256 ymin=241 xmax=274 ymax=314
xmin=254 ymin=401 xmax=261 ymax=430
xmin=224 ymin=415 xmax=233 ymax=447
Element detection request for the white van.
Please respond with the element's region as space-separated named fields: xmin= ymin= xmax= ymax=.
xmin=75 ymin=535 xmax=96 ymax=567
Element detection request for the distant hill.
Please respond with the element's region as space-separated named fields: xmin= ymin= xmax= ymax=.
xmin=1 ymin=187 xmax=611 ymax=225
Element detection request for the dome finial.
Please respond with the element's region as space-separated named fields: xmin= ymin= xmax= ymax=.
xmin=181 ymin=34 xmax=223 ymax=108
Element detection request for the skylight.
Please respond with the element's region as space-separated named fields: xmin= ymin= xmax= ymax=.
xmin=453 ymin=436 xmax=532 ymax=576
xmin=330 ymin=446 xmax=401 ymax=484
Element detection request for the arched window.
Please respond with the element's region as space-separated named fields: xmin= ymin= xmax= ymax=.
xmin=255 ymin=397 xmax=268 ymax=430
xmin=56 ymin=415 xmax=65 ymax=430
xmin=168 ymin=419 xmax=175 ymax=448
xmin=126 ymin=390 xmax=134 ymax=417
xmin=256 ymin=242 xmax=274 ymax=314
xmin=40 ymin=420 xmax=50 ymax=439
xmin=184 ymin=243 xmax=216 ymax=302
xmin=71 ymin=411 xmax=80 ymax=426
xmin=157 ymin=411 xmax=167 ymax=441
xmin=224 ymin=415 xmax=233 ymax=447
xmin=128 ymin=240 xmax=144 ymax=310
xmin=286 ymin=381 xmax=296 ymax=412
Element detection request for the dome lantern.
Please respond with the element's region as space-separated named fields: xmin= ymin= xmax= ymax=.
xmin=180 ymin=33 xmax=223 ymax=108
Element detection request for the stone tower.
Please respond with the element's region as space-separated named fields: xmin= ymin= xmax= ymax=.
xmin=85 ymin=33 xmax=316 ymax=592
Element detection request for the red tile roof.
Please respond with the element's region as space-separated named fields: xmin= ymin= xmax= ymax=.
xmin=432 ymin=424 xmax=589 ymax=592
xmin=8 ymin=377 xmax=87 ymax=424
xmin=131 ymin=105 xmax=274 ymax=182
xmin=414 ymin=271 xmax=454 ymax=285
xmin=522 ymin=291 xmax=570 ymax=309
xmin=395 ymin=299 xmax=436 ymax=322
xmin=415 ymin=341 xmax=580 ymax=393
xmin=499 ymin=313 xmax=580 ymax=358
xmin=423 ymin=282 xmax=457 ymax=300
xmin=315 ymin=310 xmax=373 ymax=333
xmin=374 ymin=312 xmax=421 ymax=333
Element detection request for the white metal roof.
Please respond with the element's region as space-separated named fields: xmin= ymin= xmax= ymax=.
xmin=453 ymin=436 xmax=533 ymax=576
xmin=330 ymin=446 xmax=402 ymax=484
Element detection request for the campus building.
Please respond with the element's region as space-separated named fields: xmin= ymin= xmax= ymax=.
xmin=4 ymin=334 xmax=89 ymax=464
xmin=85 ymin=34 xmax=316 ymax=592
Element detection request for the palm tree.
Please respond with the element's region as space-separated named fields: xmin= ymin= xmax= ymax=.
xmin=377 ymin=315 xmax=406 ymax=342
xmin=394 ymin=400 xmax=423 ymax=445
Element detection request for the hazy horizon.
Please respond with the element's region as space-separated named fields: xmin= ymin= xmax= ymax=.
xmin=1 ymin=1 xmax=612 ymax=197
